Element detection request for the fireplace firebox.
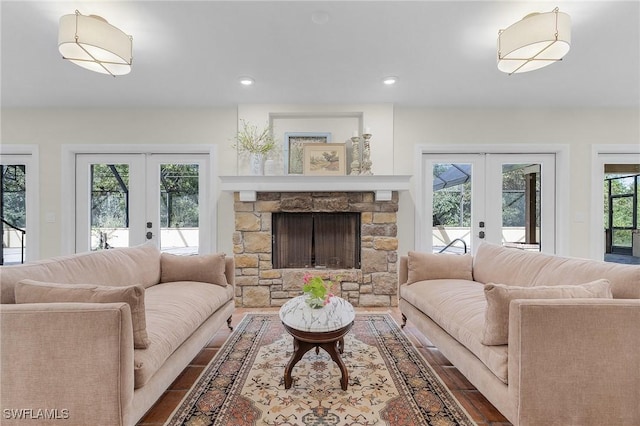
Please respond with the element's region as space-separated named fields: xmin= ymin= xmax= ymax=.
xmin=272 ymin=212 xmax=361 ymax=269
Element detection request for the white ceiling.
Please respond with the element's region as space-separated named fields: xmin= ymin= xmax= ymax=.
xmin=1 ymin=0 xmax=639 ymax=108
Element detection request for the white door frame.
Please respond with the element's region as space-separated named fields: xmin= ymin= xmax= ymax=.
xmin=0 ymin=145 xmax=40 ymax=261
xmin=590 ymin=144 xmax=640 ymax=260
xmin=61 ymin=144 xmax=218 ymax=255
xmin=414 ymin=144 xmax=570 ymax=255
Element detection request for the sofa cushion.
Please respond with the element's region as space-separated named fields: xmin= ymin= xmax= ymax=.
xmin=160 ymin=253 xmax=228 ymax=287
xmin=473 ymin=243 xmax=640 ymax=298
xmin=482 ymin=279 xmax=613 ymax=345
xmin=14 ymin=279 xmax=150 ymax=349
xmin=0 ymin=243 xmax=161 ymax=304
xmin=133 ymin=280 xmax=233 ymax=388
xmin=407 ymin=251 xmax=473 ymax=284
xmin=400 ymin=279 xmax=509 ymax=384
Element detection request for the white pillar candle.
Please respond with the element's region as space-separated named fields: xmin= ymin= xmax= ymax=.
xmin=352 ymin=130 xmax=359 ymax=137
xmin=364 ymin=127 xmax=371 ymax=134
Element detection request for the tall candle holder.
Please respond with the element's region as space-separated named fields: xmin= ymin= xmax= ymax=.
xmin=360 ymin=132 xmax=373 ymax=175
xmin=350 ymin=136 xmax=361 ymax=175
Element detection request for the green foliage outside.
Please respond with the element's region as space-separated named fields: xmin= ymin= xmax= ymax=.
xmin=159 ymin=164 xmax=199 ymax=227
xmin=433 ymin=185 xmax=471 ymax=226
xmin=91 ymin=164 xmax=129 ymax=228
xmin=1 ymin=165 xmax=26 ymax=228
xmin=604 ymin=174 xmax=638 ymax=247
xmin=432 ymin=164 xmax=471 ymax=226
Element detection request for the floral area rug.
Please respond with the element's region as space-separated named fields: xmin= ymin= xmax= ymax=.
xmin=165 ymin=314 xmax=476 ymax=426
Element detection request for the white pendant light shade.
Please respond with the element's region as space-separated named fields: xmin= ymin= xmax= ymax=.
xmin=497 ymin=8 xmax=570 ymax=74
xmin=58 ymin=11 xmax=133 ymax=76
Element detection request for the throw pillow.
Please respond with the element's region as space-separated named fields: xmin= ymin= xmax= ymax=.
xmin=160 ymin=253 xmax=227 ymax=287
xmin=14 ymin=279 xmax=150 ymax=349
xmin=482 ymin=279 xmax=612 ymax=346
xmin=406 ymin=251 xmax=473 ymax=284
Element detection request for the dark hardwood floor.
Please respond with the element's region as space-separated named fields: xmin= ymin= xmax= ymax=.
xmin=136 ymin=307 xmax=512 ymax=426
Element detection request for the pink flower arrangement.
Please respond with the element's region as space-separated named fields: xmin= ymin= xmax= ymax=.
xmin=302 ymin=273 xmax=335 ymax=308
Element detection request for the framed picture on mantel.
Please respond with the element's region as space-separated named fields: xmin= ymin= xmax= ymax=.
xmin=284 ymin=132 xmax=331 ymax=175
xmin=303 ymin=143 xmax=346 ymax=176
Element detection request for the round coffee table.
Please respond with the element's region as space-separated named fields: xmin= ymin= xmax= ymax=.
xmin=279 ymin=295 xmax=355 ymax=390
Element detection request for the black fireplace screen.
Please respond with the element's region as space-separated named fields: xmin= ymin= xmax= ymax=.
xmin=272 ymin=212 xmax=361 ymax=269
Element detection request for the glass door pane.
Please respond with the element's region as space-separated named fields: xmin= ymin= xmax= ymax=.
xmin=432 ymin=163 xmax=472 ymax=253
xmin=158 ymin=163 xmax=200 ymax=255
xmin=485 ymin=154 xmax=556 ymax=253
xmin=500 ymin=163 xmax=541 ymax=251
xmin=76 ymin=154 xmax=146 ymax=253
xmin=147 ymin=154 xmax=210 ymax=255
xmin=422 ymin=154 xmax=484 ymax=254
xmin=1 ymin=163 xmax=27 ymax=264
xmin=90 ymin=164 xmax=130 ymax=250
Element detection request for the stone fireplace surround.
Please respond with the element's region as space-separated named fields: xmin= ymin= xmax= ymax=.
xmin=231 ymin=191 xmax=399 ymax=308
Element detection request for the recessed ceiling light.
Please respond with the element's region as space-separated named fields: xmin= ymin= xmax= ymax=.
xmin=382 ymin=76 xmax=398 ymax=85
xmin=311 ymin=11 xmax=330 ymax=25
xmin=239 ymin=76 xmax=254 ymax=86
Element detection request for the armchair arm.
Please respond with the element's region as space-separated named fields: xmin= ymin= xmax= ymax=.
xmin=508 ymin=299 xmax=640 ymax=426
xmin=1 ymin=302 xmax=135 ymax=426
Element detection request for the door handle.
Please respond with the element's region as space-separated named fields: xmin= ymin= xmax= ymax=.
xmin=146 ymin=232 xmax=153 ymax=240
xmin=479 ymin=231 xmax=485 ymax=239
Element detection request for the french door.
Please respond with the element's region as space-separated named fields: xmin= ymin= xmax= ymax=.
xmin=75 ymin=153 xmax=210 ymax=254
xmin=422 ymin=153 xmax=556 ymax=254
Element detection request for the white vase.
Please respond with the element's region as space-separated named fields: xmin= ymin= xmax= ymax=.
xmin=249 ymin=153 xmax=264 ymax=175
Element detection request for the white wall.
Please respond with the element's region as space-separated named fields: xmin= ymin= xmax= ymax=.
xmin=2 ymin=106 xmax=638 ymax=260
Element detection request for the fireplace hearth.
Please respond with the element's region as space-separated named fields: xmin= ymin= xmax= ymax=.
xmin=232 ymin=191 xmax=399 ymax=308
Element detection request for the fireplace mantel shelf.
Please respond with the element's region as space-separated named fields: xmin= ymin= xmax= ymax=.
xmin=219 ymin=175 xmax=411 ymax=201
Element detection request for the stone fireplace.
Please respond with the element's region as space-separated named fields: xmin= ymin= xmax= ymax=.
xmin=231 ymin=191 xmax=399 ymax=307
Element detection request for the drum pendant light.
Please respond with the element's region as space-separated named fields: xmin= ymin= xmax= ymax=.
xmin=58 ymin=10 xmax=133 ymax=76
xmin=497 ymin=7 xmax=570 ymax=74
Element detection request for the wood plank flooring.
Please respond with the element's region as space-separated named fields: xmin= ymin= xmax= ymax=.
xmin=136 ymin=307 xmax=512 ymax=426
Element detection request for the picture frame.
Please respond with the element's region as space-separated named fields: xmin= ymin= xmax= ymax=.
xmin=284 ymin=132 xmax=332 ymax=175
xmin=303 ymin=143 xmax=347 ymax=176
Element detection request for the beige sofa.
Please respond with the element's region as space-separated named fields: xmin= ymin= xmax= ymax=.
xmin=0 ymin=244 xmax=235 ymax=426
xmin=399 ymin=243 xmax=640 ymax=426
